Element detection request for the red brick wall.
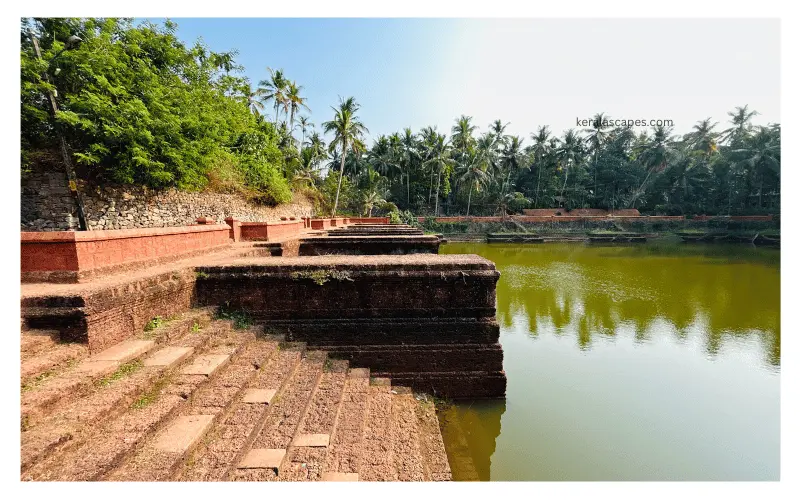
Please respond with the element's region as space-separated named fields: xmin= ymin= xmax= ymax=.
xmin=522 ymin=208 xmax=642 ymax=216
xmin=310 ymin=219 xmax=333 ymax=230
xmin=224 ymin=217 xmax=242 ymax=242
xmin=238 ymin=220 xmax=304 ymax=241
xmin=521 ymin=209 xmax=562 ymax=216
xmin=21 ymin=224 xmax=232 ymax=280
xmin=609 ymin=209 xmax=642 ymax=216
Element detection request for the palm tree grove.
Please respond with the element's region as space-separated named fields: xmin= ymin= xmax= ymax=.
xmin=21 ymin=18 xmax=780 ymax=221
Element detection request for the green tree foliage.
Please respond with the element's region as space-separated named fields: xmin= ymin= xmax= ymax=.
xmin=323 ymin=111 xmax=779 ymax=218
xmin=21 ymin=17 xmax=291 ymax=204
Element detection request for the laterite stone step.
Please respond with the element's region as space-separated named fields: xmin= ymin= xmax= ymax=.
xmin=176 ymin=346 xmax=304 ymax=481
xmin=21 ymin=317 xmax=220 ymax=475
xmin=21 ymin=309 xmax=215 ymax=426
xmin=22 ymin=323 xmax=252 ymax=480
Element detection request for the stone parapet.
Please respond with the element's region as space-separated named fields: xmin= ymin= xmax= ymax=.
xmin=21 ymin=224 xmax=232 ymax=283
xmin=238 ymin=220 xmax=305 ymax=241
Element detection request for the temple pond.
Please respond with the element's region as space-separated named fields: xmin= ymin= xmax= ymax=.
xmin=439 ymin=241 xmax=780 ymax=481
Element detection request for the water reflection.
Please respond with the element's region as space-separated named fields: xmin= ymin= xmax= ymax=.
xmin=438 ymin=400 xmax=506 ymax=481
xmin=438 ymin=241 xmax=780 ymax=481
xmin=487 ymin=242 xmax=779 ymax=367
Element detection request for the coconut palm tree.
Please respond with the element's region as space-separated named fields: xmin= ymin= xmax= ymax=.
xmin=422 ymin=133 xmax=455 ymax=216
xmin=306 ymin=131 xmax=327 ymax=159
xmin=292 ymin=147 xmax=321 ymax=188
xmin=529 ymin=126 xmax=551 ymax=208
xmin=322 ymin=96 xmax=369 ymax=217
xmin=243 ymin=81 xmax=265 ymax=116
xmin=731 ymin=125 xmax=780 ymax=209
xmin=451 ymin=115 xmax=477 ymax=162
xmin=630 ymin=125 xmax=678 ymax=208
xmin=286 ymin=81 xmax=310 ymax=134
xmin=257 ymin=67 xmax=288 ymax=123
xmin=583 ymin=112 xmax=611 ymax=196
xmin=368 ymin=135 xmax=398 ymax=177
xmin=684 ymin=118 xmax=720 ymax=156
xmin=555 ymin=129 xmax=584 ymax=206
xmin=458 ymin=149 xmax=493 ymax=217
xmin=498 ymin=135 xmax=525 ymax=201
xmin=721 ymin=105 xmax=759 ymax=145
xmin=296 ymin=115 xmax=313 ymax=151
xmin=399 ymin=128 xmax=419 ymax=206
xmin=489 ymin=119 xmax=510 ymax=147
xmin=360 ymin=167 xmax=388 ymax=216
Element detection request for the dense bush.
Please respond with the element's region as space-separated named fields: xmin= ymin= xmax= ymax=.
xmin=399 ymin=210 xmax=418 ymax=227
xmin=21 ymin=18 xmax=292 ymax=203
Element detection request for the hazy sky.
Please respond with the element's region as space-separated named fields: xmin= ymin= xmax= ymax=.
xmin=153 ymin=18 xmax=781 ymax=143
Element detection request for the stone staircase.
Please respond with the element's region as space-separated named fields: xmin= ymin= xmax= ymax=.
xmin=20 ymin=308 xmax=451 ymax=482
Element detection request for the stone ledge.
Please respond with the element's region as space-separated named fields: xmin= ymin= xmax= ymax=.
xmin=20 ymin=223 xmax=230 ymax=242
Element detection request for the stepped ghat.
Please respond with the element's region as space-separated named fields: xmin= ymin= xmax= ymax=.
xmin=195 ymin=254 xmax=504 ymax=398
xmin=20 ymin=217 xmax=506 ymax=481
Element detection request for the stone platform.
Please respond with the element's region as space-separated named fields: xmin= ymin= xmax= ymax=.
xmin=194 ymin=254 xmax=505 ymax=398
xmin=298 ymin=223 xmax=440 ymax=255
xmin=22 ymin=250 xmax=507 ymax=398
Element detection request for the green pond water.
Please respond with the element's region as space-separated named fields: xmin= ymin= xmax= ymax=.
xmin=438 ymin=241 xmax=780 ymax=481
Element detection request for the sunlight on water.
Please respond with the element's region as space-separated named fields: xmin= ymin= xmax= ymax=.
xmin=439 ymin=241 xmax=780 ymax=481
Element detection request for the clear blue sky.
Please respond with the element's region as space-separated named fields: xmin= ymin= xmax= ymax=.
xmin=143 ymin=18 xmax=780 ymax=146
xmin=144 ymin=18 xmax=463 ymax=142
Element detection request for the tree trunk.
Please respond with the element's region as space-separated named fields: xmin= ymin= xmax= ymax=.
xmin=435 ymin=171 xmax=441 ymax=216
xmin=406 ymin=171 xmax=410 ymax=206
xmin=30 ymin=32 xmax=87 ymax=231
xmin=503 ymin=170 xmax=511 ymax=198
xmin=466 ymin=184 xmax=473 ymax=217
xmin=534 ymin=163 xmax=542 ymax=208
xmin=332 ymin=139 xmax=347 ymax=217
xmin=629 ymin=169 xmax=653 ymax=209
xmin=560 ymin=165 xmax=569 ymax=207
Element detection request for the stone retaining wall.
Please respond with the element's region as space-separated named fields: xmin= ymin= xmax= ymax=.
xmin=21 ymin=168 xmax=314 ymax=231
